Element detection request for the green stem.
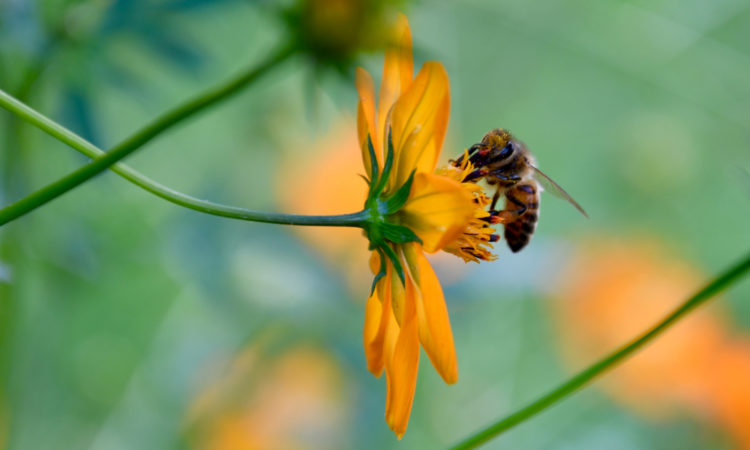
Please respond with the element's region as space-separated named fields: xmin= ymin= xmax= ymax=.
xmin=0 ymin=83 xmax=368 ymax=228
xmin=0 ymin=43 xmax=295 ymax=227
xmin=451 ymin=251 xmax=750 ymax=450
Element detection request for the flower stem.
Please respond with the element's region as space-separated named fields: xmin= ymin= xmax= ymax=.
xmin=0 ymin=79 xmax=368 ymax=228
xmin=451 ymin=250 xmax=750 ymax=450
xmin=0 ymin=43 xmax=295 ymax=227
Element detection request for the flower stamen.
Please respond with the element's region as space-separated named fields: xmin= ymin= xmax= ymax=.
xmin=438 ymin=150 xmax=499 ymax=263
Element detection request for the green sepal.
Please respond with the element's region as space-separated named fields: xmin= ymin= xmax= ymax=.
xmin=382 ymin=169 xmax=415 ymax=214
xmin=371 ymin=129 xmax=394 ymax=198
xmin=366 ymin=135 xmax=379 ymax=198
xmin=380 ymin=242 xmax=406 ymax=286
xmin=379 ymin=223 xmax=422 ymax=245
xmin=361 ymin=128 xmax=419 ymax=288
xmin=370 ymin=247 xmax=388 ymax=295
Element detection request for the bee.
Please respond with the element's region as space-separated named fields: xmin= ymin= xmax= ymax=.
xmin=452 ymin=128 xmax=587 ymax=252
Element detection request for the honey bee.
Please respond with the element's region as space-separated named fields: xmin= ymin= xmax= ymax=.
xmin=452 ymin=128 xmax=587 ymax=252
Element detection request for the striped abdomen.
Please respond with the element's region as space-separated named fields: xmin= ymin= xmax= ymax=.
xmin=503 ymin=181 xmax=540 ymax=253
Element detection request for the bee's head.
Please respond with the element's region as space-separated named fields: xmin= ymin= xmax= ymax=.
xmin=487 ymin=140 xmax=516 ymax=165
xmin=452 ymin=128 xmax=518 ymax=169
xmin=480 ymin=129 xmax=520 ymax=168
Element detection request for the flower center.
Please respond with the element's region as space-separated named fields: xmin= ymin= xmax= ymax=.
xmin=438 ymin=152 xmax=499 ymax=263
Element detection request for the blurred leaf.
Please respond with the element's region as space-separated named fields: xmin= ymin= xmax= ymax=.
xmin=741 ymin=168 xmax=750 ymax=198
xmin=134 ymin=24 xmax=205 ymax=72
xmin=163 ymin=0 xmax=246 ymax=12
xmin=59 ymin=87 xmax=100 ymax=145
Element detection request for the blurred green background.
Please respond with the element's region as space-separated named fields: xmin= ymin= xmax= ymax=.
xmin=1 ymin=0 xmax=750 ymax=449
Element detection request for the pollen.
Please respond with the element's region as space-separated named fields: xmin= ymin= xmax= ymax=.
xmin=438 ymin=151 xmax=498 ymax=263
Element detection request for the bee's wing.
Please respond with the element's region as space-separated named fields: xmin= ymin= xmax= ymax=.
xmin=531 ymin=165 xmax=588 ymax=218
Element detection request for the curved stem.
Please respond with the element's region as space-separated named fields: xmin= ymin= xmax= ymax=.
xmin=0 ymin=43 xmax=295 ymax=227
xmin=0 ymin=83 xmax=367 ymax=228
xmin=451 ymin=250 xmax=750 ymax=450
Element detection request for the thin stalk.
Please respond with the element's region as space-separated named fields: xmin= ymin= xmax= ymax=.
xmin=0 ymin=86 xmax=368 ymax=228
xmin=0 ymin=43 xmax=295 ymax=226
xmin=451 ymin=250 xmax=750 ymax=450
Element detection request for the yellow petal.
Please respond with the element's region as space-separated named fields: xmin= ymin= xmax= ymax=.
xmin=369 ymin=250 xmax=381 ymax=274
xmin=363 ymin=290 xmax=383 ymax=375
xmin=393 ymin=14 xmax=414 ymax=96
xmin=384 ymin=278 xmax=419 ymax=439
xmin=356 ymin=67 xmax=379 ymax=173
xmin=377 ymin=14 xmax=413 ymax=150
xmin=364 ymin=268 xmax=400 ymax=377
xmin=382 ymin=293 xmax=400 ymax=374
xmin=400 ymin=173 xmax=475 ymax=253
xmin=390 ymin=255 xmax=407 ymax=325
xmin=387 ymin=62 xmax=450 ymax=190
xmin=403 ymin=243 xmax=458 ymax=383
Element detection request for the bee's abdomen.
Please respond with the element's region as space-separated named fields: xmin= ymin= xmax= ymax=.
xmin=503 ymin=182 xmax=540 ymax=253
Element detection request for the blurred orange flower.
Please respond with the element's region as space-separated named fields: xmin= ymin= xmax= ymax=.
xmin=189 ymin=346 xmax=349 ymax=450
xmin=707 ymin=339 xmax=750 ymax=449
xmin=278 ymin=121 xmax=372 ymax=289
xmin=550 ymin=238 xmax=750 ymax=447
xmin=284 ymin=0 xmax=404 ymax=69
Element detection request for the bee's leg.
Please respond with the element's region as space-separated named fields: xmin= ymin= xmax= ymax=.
xmin=467 ymin=144 xmax=490 ymax=166
xmin=490 ymin=186 xmax=502 ymax=210
xmin=451 ymin=144 xmax=484 ymax=167
xmin=488 ymin=170 xmax=521 ymax=183
xmin=490 ymin=194 xmax=527 ymax=224
xmin=487 ymin=172 xmax=519 ymax=210
xmin=494 ymin=208 xmax=525 ymax=224
xmin=464 ymin=168 xmax=487 ymax=182
xmin=466 ymin=143 xmax=482 ymax=157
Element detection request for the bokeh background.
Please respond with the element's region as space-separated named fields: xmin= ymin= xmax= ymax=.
xmin=2 ymin=0 xmax=750 ymax=449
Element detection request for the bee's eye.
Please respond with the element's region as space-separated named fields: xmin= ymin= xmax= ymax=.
xmin=497 ymin=143 xmax=514 ymax=159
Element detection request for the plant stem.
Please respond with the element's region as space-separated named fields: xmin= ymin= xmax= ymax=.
xmin=451 ymin=250 xmax=750 ymax=450
xmin=0 ymin=43 xmax=295 ymax=227
xmin=0 ymin=86 xmax=368 ymax=228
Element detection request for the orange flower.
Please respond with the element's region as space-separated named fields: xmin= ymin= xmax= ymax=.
xmin=708 ymin=339 xmax=750 ymax=449
xmin=550 ymin=239 xmax=727 ymax=418
xmin=188 ymin=346 xmax=348 ymax=450
xmin=283 ymin=0 xmax=401 ymax=69
xmin=549 ymin=238 xmax=750 ymax=448
xmin=356 ymin=14 xmax=496 ymax=438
